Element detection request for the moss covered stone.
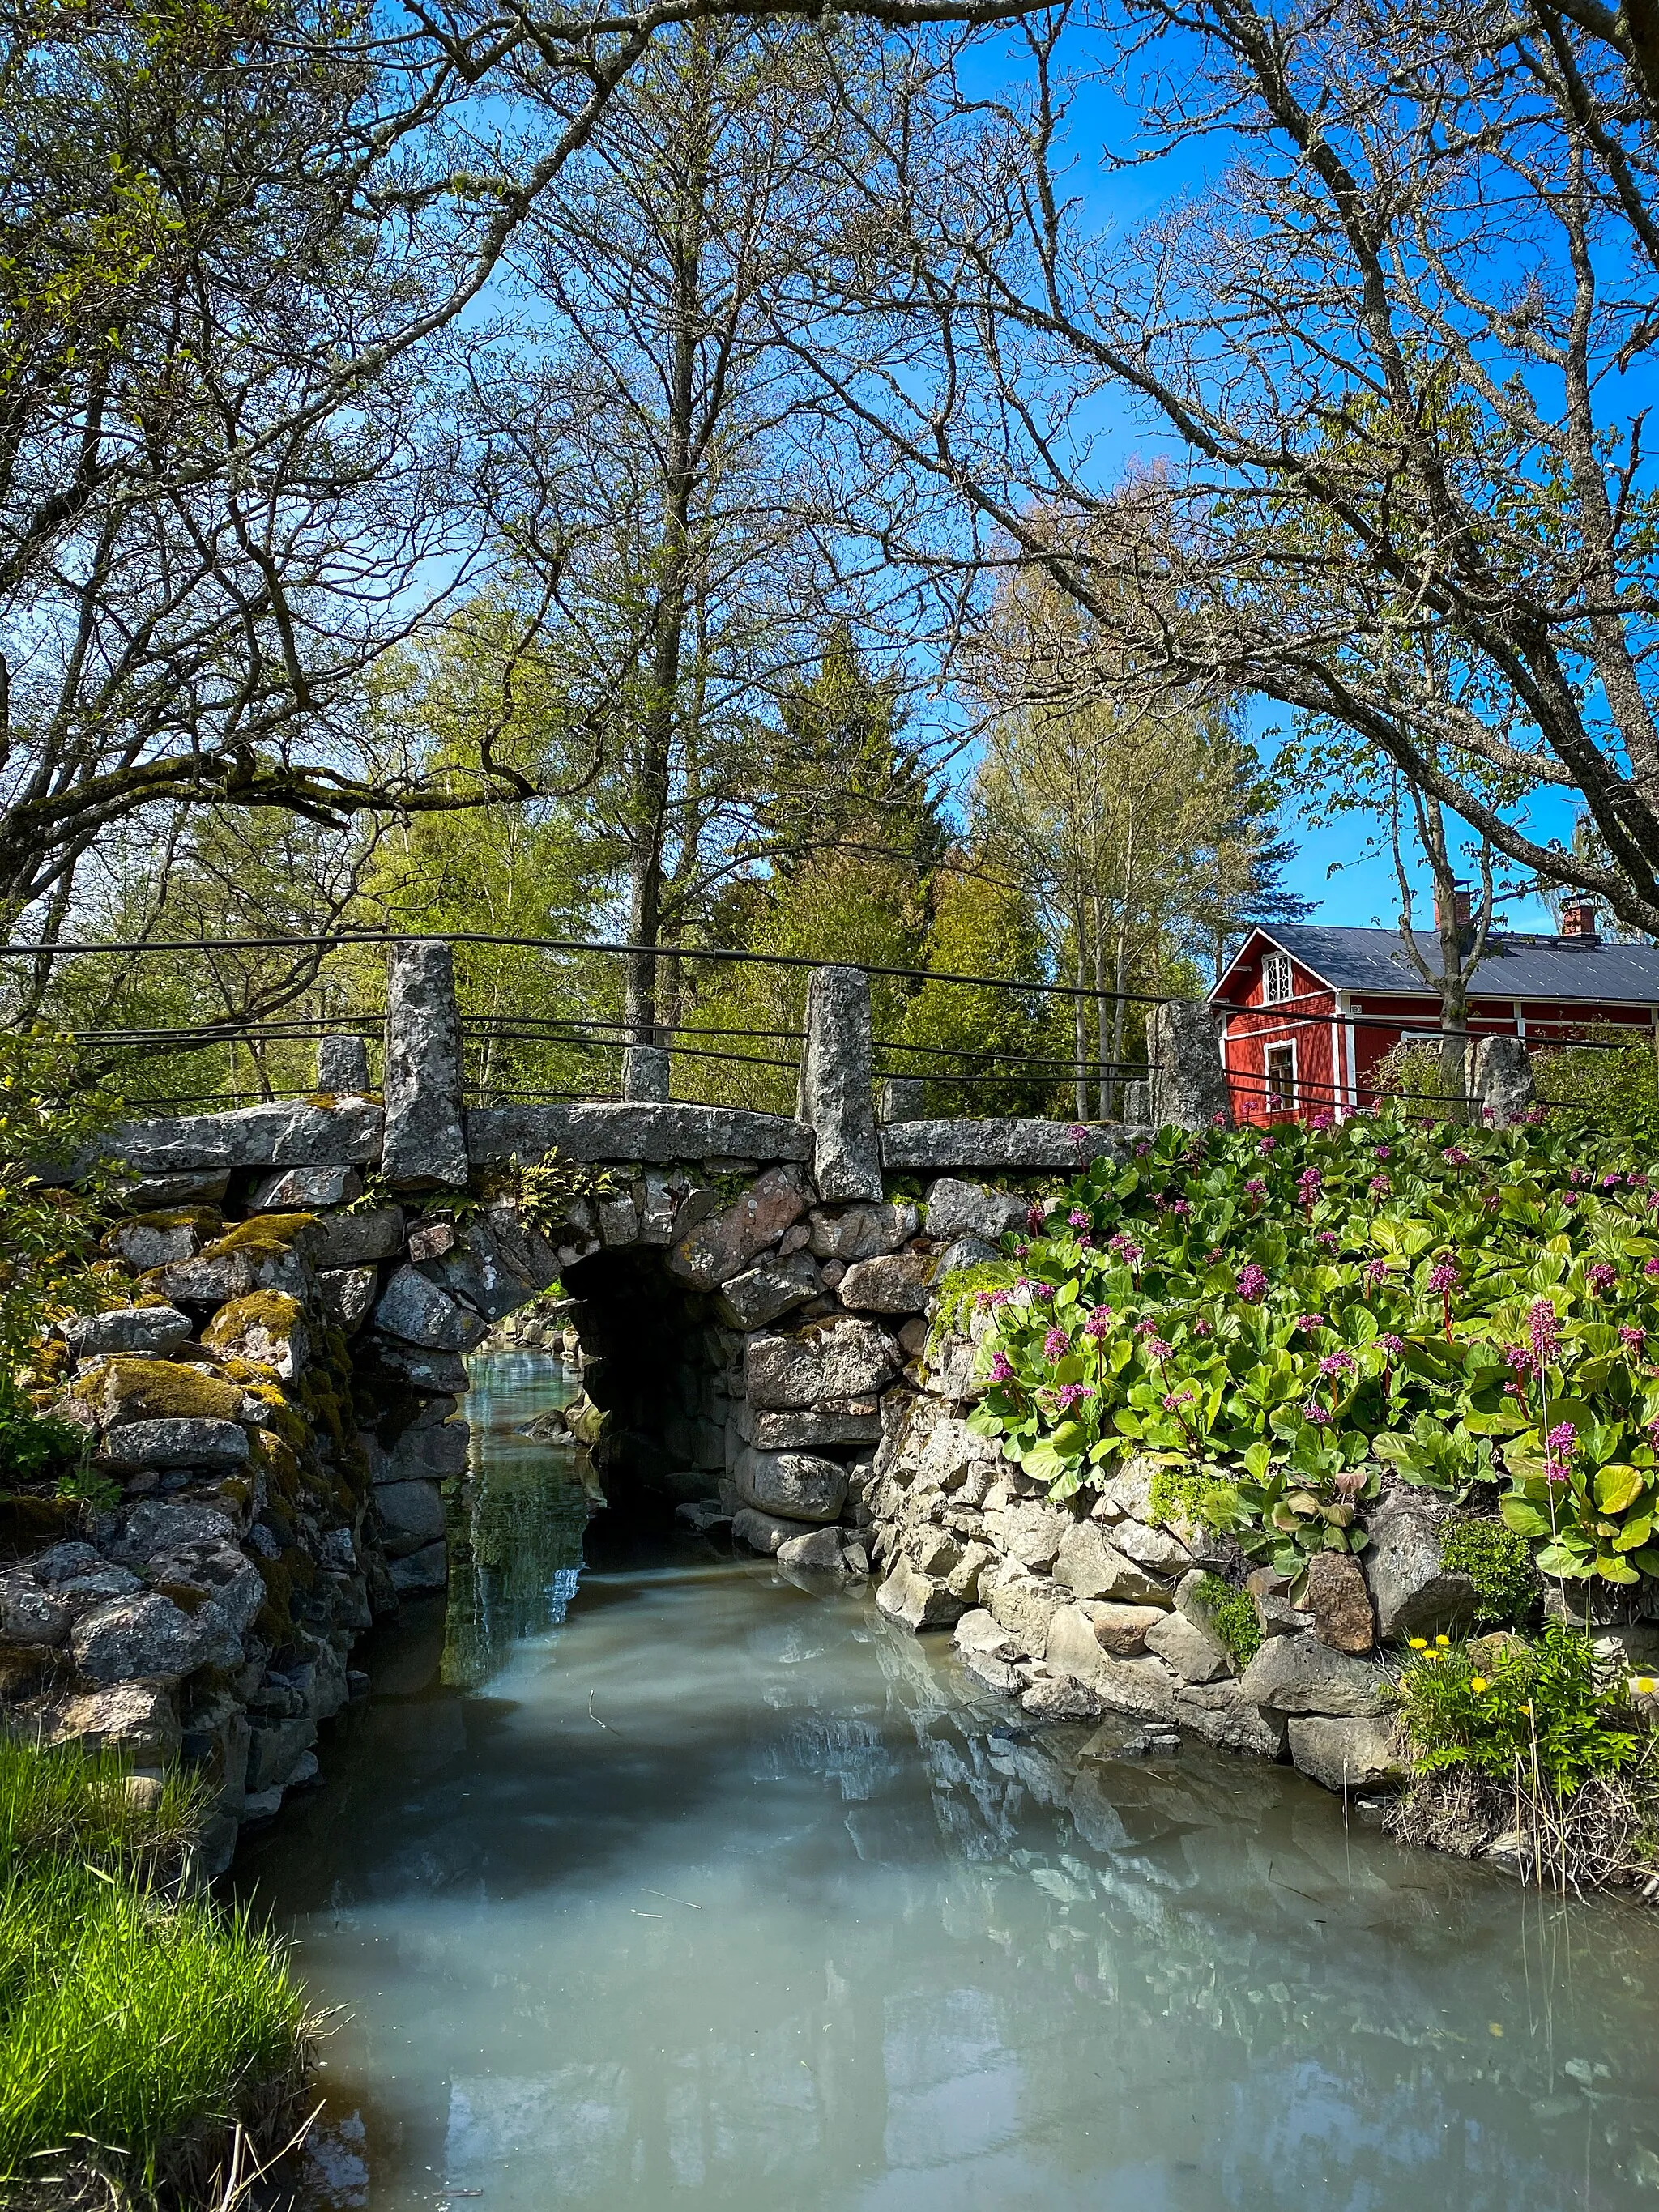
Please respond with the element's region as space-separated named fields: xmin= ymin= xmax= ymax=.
xmin=70 ymin=1357 xmax=244 ymax=1430
xmin=203 ymin=1292 xmax=311 ymax=1382
xmin=203 ymin=1213 xmax=318 ymax=1263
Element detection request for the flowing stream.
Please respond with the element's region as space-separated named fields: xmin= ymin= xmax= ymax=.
xmin=239 ymin=1349 xmax=1659 ymax=2210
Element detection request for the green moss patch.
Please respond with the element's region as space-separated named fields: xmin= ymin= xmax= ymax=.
xmin=70 ymin=1357 xmax=244 ymax=1427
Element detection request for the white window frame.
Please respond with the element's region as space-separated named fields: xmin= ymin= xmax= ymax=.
xmin=1265 ymin=1039 xmax=1296 ymax=1112
xmin=1261 ymin=953 xmax=1294 ymax=1004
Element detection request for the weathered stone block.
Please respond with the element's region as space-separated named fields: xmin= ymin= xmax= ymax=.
xmin=923 ymin=1178 xmax=1026 ymax=1244
xmin=203 ymin=1292 xmax=310 ymax=1381
xmin=1237 ymin=1631 xmax=1386 ymax=1716
xmin=101 ymin=1417 xmax=250 ymax=1470
xmin=1143 ymin=1608 xmax=1230 ymax=1683
xmin=249 ymin=1164 xmax=363 ymax=1212
xmin=953 ymin=1608 xmax=1020 ymax=1660
xmin=731 ymin=1506 xmax=805 ymax=1555
xmin=1087 ymin=1652 xmax=1286 ymax=1756
xmin=837 ymin=1251 xmax=932 ymax=1314
xmin=111 ymin=1170 xmax=231 ymax=1210
xmin=736 ymin=1448 xmax=849 ymax=1524
xmin=375 ymin=1479 xmax=446 ymax=1557
xmin=319 ymin=1267 xmax=377 ymax=1332
xmin=1364 ymin=1495 xmax=1480 ymax=1640
xmin=1109 ymin=1516 xmax=1193 ymax=1576
xmin=436 ymin=1220 xmax=539 ymax=1321
xmin=246 ymin=1716 xmax=318 ymax=1794
xmin=983 ymin=1564 xmax=1069 ymax=1657
xmin=669 ymin=1166 xmax=810 ymax=1288
xmin=61 ymin=1306 xmax=193 ymax=1360
xmin=55 ymin=1681 xmax=181 ymax=1763
xmin=306 ymin=1206 xmax=405 ymax=1269
xmin=316 ymin=1033 xmax=370 ymax=1092
xmin=800 ymin=965 xmax=881 ymax=1201
xmin=464 ymin=1102 xmax=811 ymax=1166
xmin=97 ymin=1098 xmax=382 ymax=1174
xmin=715 ymin=1251 xmax=822 ymax=1329
xmin=807 ymin=1202 xmax=918 ymax=1262
xmin=1148 ymin=1002 xmax=1230 ymax=1131
xmin=880 ymin=1121 xmax=1121 ymax=1172
xmin=1304 ymin=1550 xmax=1375 ymax=1653
xmin=109 ymin=1218 xmax=202 ymax=1268
xmin=382 ymin=939 xmax=468 ymax=1189
xmin=374 ymin=1264 xmax=488 ymax=1352
xmin=776 ymin=1525 xmax=850 ymax=1572
xmin=0 ymin=1575 xmax=70 ymax=1646
xmin=875 ymin=1563 xmax=967 ymax=1630
xmin=739 ymin=1403 xmax=882 ymax=1451
xmin=1286 ymin=1715 xmax=1409 ymax=1793
xmin=1053 ymin=1521 xmax=1174 ymax=1606
xmin=114 ymin=1500 xmax=237 ymax=1563
xmin=71 ymin=1594 xmax=220 ymax=1685
xmin=998 ymin=1499 xmax=1071 ymax=1572
xmin=744 ymin=1319 xmax=900 ymax=1409
xmin=389 ymin=1541 xmax=448 ymax=1594
xmin=1470 ymin=1034 xmax=1535 ymax=1129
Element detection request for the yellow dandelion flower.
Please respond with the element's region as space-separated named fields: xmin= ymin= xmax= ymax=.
xmin=1435 ymin=1634 xmax=1450 ymax=1647
xmin=1634 ymin=1676 xmax=1657 ymax=1695
xmin=1409 ymin=1638 xmax=1428 ymax=1651
xmin=1470 ymin=1676 xmax=1489 ymax=1694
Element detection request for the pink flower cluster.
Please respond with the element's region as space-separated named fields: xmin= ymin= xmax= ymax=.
xmin=1237 ymin=1264 xmax=1268 ymax=1302
xmin=1043 ymin=1326 xmax=1069 ymax=1362
xmin=1587 ymin=1262 xmax=1618 ymax=1294
xmin=1082 ymin=1305 xmax=1114 ymax=1340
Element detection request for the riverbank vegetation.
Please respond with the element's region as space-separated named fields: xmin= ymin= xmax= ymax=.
xmin=950 ymin=1108 xmax=1659 ymax=1891
xmin=0 ymin=1740 xmax=310 ymax=2210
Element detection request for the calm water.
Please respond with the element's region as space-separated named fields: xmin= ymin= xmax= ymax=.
xmin=241 ymin=1351 xmax=1659 ymax=2210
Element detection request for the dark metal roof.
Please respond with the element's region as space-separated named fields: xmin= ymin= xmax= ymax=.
xmin=1215 ymin=923 xmax=1659 ymax=1005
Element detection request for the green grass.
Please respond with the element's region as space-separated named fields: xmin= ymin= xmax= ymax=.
xmin=0 ymin=1739 xmax=309 ymax=2203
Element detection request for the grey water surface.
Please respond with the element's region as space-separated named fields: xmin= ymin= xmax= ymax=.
xmin=239 ymin=1350 xmax=1659 ymax=2211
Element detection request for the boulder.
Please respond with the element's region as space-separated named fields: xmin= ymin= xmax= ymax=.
xmin=999 ymin=1500 xmax=1071 ymax=1573
xmin=953 ymin=1608 xmax=1019 ymax=1660
xmin=114 ymin=1500 xmax=237 ymax=1563
xmin=30 ymin=1543 xmax=104 ymax=1585
xmin=70 ymin=1594 xmax=220 ymax=1685
xmin=731 ymin=1506 xmax=805 ymax=1555
xmin=921 ymin=1332 xmax=983 ymax=1403
xmin=365 ymin=1418 xmax=469 ymax=1485
xmin=1021 ymin=1675 xmax=1103 ymax=1722
xmin=1286 ymin=1715 xmax=1409 ymax=1793
xmin=438 ymin=1218 xmax=544 ymax=1321
xmin=807 ymin=1202 xmax=918 ymax=1262
xmin=374 ymin=1264 xmax=488 ymax=1352
xmin=389 ymin=1541 xmax=449 ymax=1593
xmin=375 ymin=1479 xmax=447 ymax=1556
xmin=983 ymin=1565 xmax=1070 ymax=1658
xmin=306 ymin=1206 xmax=405 ymax=1269
xmin=73 ymin=1356 xmax=243 ymax=1430
xmin=0 ymin=1575 xmax=70 ymax=1647
xmin=923 ymin=1178 xmax=1026 ymax=1245
xmin=246 ymin=1716 xmax=318 ymax=1794
xmin=111 ymin=1170 xmax=231 ymax=1210
xmin=837 ymin=1251 xmax=932 ymax=1314
xmin=596 ymin=1194 xmax=638 ymax=1246
xmin=203 ymin=1292 xmax=310 ymax=1380
xmin=668 ymin=1167 xmax=811 ymax=1288
xmin=58 ymin=1567 xmax=144 ymax=1615
xmin=775 ymin=1526 xmax=850 ymax=1573
xmin=1110 ymin=1517 xmax=1193 ymax=1576
xmin=932 ymin=1236 xmax=998 ymax=1281
xmin=740 ymin=1404 xmax=882 ymax=1451
xmin=407 ymin=1220 xmax=456 ymax=1262
xmin=744 ymin=1319 xmax=900 ymax=1409
xmin=875 ymin=1563 xmax=967 ymax=1630
xmin=800 ymin=965 xmax=882 ymax=1201
xmin=1363 ymin=1495 xmax=1480 ymax=1640
xmin=1304 ymin=1550 xmax=1376 ymax=1654
xmin=249 ymin=1164 xmax=363 ymax=1211
xmin=1143 ymin=1608 xmax=1231 ymax=1684
xmin=1237 ymin=1630 xmax=1387 ymax=1717
xmin=715 ymin=1251 xmax=822 ymax=1329
xmin=1090 ymin=1460 xmax=1157 ymax=1523
xmin=377 ymin=1341 xmax=471 ymax=1393
xmin=60 ymin=1305 xmax=194 ymax=1360
xmin=101 ymin=1417 xmax=249 ymax=1471
xmin=736 ymin=1449 xmax=849 ymax=1524
xmin=381 ymin=939 xmax=468 ymax=1188
xmin=54 ymin=1681 xmax=181 ymax=1762
xmin=1053 ymin=1521 xmax=1174 ymax=1607
xmin=319 ymin=1267 xmax=378 ymax=1332
xmin=105 ymin=1217 xmax=207 ymax=1268
xmin=1088 ymin=1651 xmax=1286 ymax=1757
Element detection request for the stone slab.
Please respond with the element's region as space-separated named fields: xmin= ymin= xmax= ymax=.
xmin=880 ymin=1121 xmax=1127 ymax=1171
xmin=465 ymin=1103 xmax=812 ymax=1166
xmin=90 ymin=1099 xmax=383 ymax=1175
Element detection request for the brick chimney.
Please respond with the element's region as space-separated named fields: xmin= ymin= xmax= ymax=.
xmin=1560 ymin=901 xmax=1600 ymax=942
xmin=1434 ymin=884 xmax=1472 ymax=936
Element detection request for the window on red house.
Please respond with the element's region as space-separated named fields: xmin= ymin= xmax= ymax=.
xmin=1263 ymin=954 xmax=1294 ymax=1004
xmin=1265 ymin=1043 xmax=1294 ymax=1111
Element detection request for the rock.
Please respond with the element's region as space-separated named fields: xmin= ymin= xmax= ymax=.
xmin=808 ymin=1202 xmax=918 ymax=1262
xmin=800 ymin=964 xmax=882 ymax=1201
xmin=382 ymin=939 xmax=469 ymax=1188
xmin=675 ymin=1500 xmax=731 ymax=1534
xmin=316 ymin=1034 xmax=370 ymax=1092
xmin=731 ymin=1506 xmax=806 ymax=1555
xmin=984 ymin=1565 xmax=1070 ymax=1657
xmin=1021 ymin=1675 xmax=1103 ymax=1722
xmin=621 ymin=1043 xmax=671 ymax=1102
xmin=61 ymin=1305 xmax=194 ymax=1360
xmin=306 ymin=1206 xmax=405 ymax=1269
xmin=921 ymin=1332 xmax=983 ymax=1403
xmin=923 ymin=1178 xmax=1026 ymax=1245
xmin=999 ymin=1500 xmax=1071 ymax=1572
xmin=715 ymin=1251 xmax=822 ymax=1329
xmin=439 ymin=1218 xmax=544 ymax=1321
xmin=203 ymin=1292 xmax=310 ymax=1381
xmin=319 ymin=1267 xmax=378 ymax=1332
xmin=240 ymin=1787 xmax=284 ymax=1821
xmin=30 ymin=1543 xmax=104 ymax=1586
xmin=246 ymin=1717 xmax=318 ymax=1794
xmin=1143 ymin=1608 xmax=1231 ymax=1683
xmin=1147 ymin=1001 xmax=1230 ymax=1131
xmin=1253 ymin=1590 xmax=1315 ymax=1639
xmin=374 ymin=1479 xmax=447 ymax=1557
xmin=1364 ymin=1495 xmax=1480 ymax=1640
xmin=596 ymin=1195 xmax=638 ymax=1245
xmin=466 ymin=1101 xmax=811 ymax=1169
xmin=1110 ymin=1517 xmax=1192 ymax=1575
xmin=377 ymin=1341 xmax=471 ymax=1393
xmin=0 ymin=1575 xmax=70 ymax=1646
xmin=389 ymin=1541 xmax=449 ymax=1593
xmin=879 ymin=1120 xmax=1120 ymax=1172
xmin=407 ymin=1219 xmax=456 ymax=1261
xmin=365 ymin=1418 xmax=469 ymax=1485
xmin=112 ymin=1170 xmax=232 ymax=1209
xmin=249 ymin=1164 xmax=363 ymax=1211
xmin=114 ymin=1499 xmax=237 ymax=1562
xmin=1304 ymin=1550 xmax=1375 ymax=1653
xmin=740 ymin=1404 xmax=882 ymax=1451
xmin=775 ymin=1526 xmax=849 ymax=1572
xmin=55 ymin=1681 xmax=182 ymax=1762
xmin=736 ymin=1449 xmax=849 ymax=1524
xmin=1053 ymin=1521 xmax=1175 ymax=1607
xmin=1287 ymin=1715 xmax=1409 ymax=1793
xmin=101 ymin=1417 xmax=249 ymax=1471
xmin=58 ymin=1567 xmax=144 ymax=1615
xmin=668 ymin=1167 xmax=811 ymax=1287
xmin=71 ymin=1356 xmax=245 ymax=1433
xmin=953 ymin=1608 xmax=1019 ymax=1660
xmin=947 ymin=1541 xmax=994 ymax=1602
xmin=1090 ymin=1652 xmax=1286 ymax=1757
xmin=745 ymin=1319 xmax=901 ymax=1409
xmin=70 ymin=1594 xmax=219 ymax=1684
xmin=100 ymin=1097 xmax=382 ymax=1174
xmin=875 ymin=1563 xmax=967 ymax=1630
xmin=837 ymin=1251 xmax=932 ymax=1314
xmin=1086 ymin=1602 xmax=1170 ymax=1656
xmin=962 ymin=1652 xmax=1025 ymax=1697
xmin=1470 ymin=1034 xmax=1535 ymax=1128
xmin=1237 ymin=1630 xmax=1387 ymax=1716
xmin=374 ymin=1264 xmax=488 ymax=1352
xmin=1090 ymin=1460 xmax=1157 ymax=1522
xmin=932 ymin=1236 xmax=998 ymax=1280
xmin=109 ymin=1218 xmax=206 ymax=1268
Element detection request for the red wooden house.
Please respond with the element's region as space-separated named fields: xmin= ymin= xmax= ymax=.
xmin=1209 ymin=903 xmax=1659 ymax=1125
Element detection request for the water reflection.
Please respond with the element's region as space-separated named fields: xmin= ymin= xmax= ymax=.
xmin=238 ymin=1354 xmax=1659 ymax=2211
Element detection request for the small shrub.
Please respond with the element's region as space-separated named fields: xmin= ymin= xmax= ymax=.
xmin=1533 ymin=1029 xmax=1659 ymax=1144
xmin=1439 ymin=1515 xmax=1540 ymax=1626
xmin=1388 ymin=1618 xmax=1637 ymax=1800
xmin=0 ymin=1379 xmax=86 ymax=1490
xmin=1196 ymin=1572 xmax=1262 ymax=1669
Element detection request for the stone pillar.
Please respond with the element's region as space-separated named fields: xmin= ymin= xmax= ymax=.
xmin=1122 ymin=1078 xmax=1149 ymax=1125
xmin=878 ymin=1076 xmax=925 ymax=1123
xmin=800 ymin=965 xmax=883 ymax=1200
xmin=382 ymin=940 xmax=469 ymax=1188
xmin=1470 ymin=1034 xmax=1535 ymax=1127
xmin=316 ymin=1033 xmax=369 ymax=1094
xmin=1148 ymin=1001 xmax=1231 ymax=1131
xmin=621 ymin=1044 xmax=671 ymax=1102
